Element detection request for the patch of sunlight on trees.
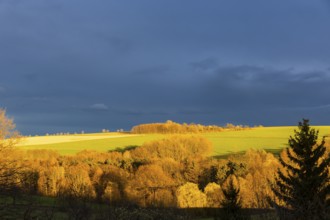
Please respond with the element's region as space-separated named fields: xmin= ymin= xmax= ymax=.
xmin=176 ymin=182 xmax=207 ymax=208
xmin=204 ymin=182 xmax=223 ymax=207
xmin=131 ymin=120 xmax=250 ymax=134
xmin=131 ymin=135 xmax=213 ymax=162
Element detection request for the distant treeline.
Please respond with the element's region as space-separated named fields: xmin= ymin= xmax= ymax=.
xmin=131 ymin=120 xmax=252 ymax=134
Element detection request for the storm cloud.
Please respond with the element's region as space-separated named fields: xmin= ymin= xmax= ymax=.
xmin=1 ymin=0 xmax=330 ymax=134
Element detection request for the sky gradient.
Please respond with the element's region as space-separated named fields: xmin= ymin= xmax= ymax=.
xmin=1 ymin=0 xmax=330 ymax=135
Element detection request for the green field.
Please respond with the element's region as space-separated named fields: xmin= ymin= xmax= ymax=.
xmin=19 ymin=126 xmax=330 ymax=156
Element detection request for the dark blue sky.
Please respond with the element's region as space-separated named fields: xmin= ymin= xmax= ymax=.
xmin=1 ymin=0 xmax=330 ymax=135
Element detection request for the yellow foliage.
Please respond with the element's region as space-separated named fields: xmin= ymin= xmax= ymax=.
xmin=132 ymin=135 xmax=213 ymax=161
xmin=222 ymin=175 xmax=239 ymax=191
xmin=176 ymin=182 xmax=207 ymax=208
xmin=125 ymin=164 xmax=176 ymax=207
xmin=204 ymin=182 xmax=223 ymax=207
xmin=154 ymin=158 xmax=184 ymax=184
xmin=38 ymin=166 xmax=65 ymax=196
xmin=131 ymin=121 xmax=225 ymax=134
xmin=233 ymin=150 xmax=280 ymax=208
xmin=63 ymin=165 xmax=96 ymax=199
xmin=130 ymin=164 xmax=175 ymax=189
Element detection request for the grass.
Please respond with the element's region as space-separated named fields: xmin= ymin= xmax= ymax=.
xmin=19 ymin=132 xmax=135 ymax=145
xmin=207 ymin=126 xmax=330 ymax=156
xmin=19 ymin=134 xmax=165 ymax=155
xmin=18 ymin=126 xmax=330 ymax=156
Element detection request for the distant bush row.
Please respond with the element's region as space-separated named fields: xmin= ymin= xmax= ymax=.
xmin=131 ymin=120 xmax=252 ymax=134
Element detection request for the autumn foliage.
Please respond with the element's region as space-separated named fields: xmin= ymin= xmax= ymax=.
xmin=131 ymin=120 xmax=249 ymax=134
xmin=1 ymin=110 xmax=329 ymax=219
xmin=3 ymin=145 xmax=282 ymax=210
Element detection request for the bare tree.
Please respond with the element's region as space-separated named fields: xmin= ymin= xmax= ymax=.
xmin=0 ymin=108 xmax=21 ymax=150
xmin=0 ymin=109 xmax=23 ymax=200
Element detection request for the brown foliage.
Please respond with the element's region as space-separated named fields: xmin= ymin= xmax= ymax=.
xmin=237 ymin=150 xmax=280 ymax=208
xmin=38 ymin=166 xmax=65 ymax=196
xmin=204 ymin=182 xmax=223 ymax=207
xmin=0 ymin=112 xmax=312 ymax=215
xmin=126 ymin=164 xmax=176 ymax=207
xmin=131 ymin=135 xmax=213 ymax=162
xmin=63 ymin=164 xmax=96 ymax=199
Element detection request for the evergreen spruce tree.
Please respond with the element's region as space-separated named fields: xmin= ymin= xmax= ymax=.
xmin=219 ymin=162 xmax=245 ymax=220
xmin=220 ymin=175 xmax=242 ymax=220
xmin=271 ymin=119 xmax=330 ymax=220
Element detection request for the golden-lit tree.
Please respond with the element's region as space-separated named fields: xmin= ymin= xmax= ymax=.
xmin=182 ymin=158 xmax=202 ymax=184
xmin=131 ymin=121 xmax=226 ymax=134
xmin=132 ymin=135 xmax=213 ymax=162
xmin=126 ymin=164 xmax=176 ymax=207
xmin=154 ymin=158 xmax=184 ymax=185
xmin=63 ymin=165 xmax=96 ymax=199
xmin=38 ymin=166 xmax=65 ymax=196
xmin=176 ymin=182 xmax=207 ymax=208
xmin=204 ymin=182 xmax=223 ymax=207
xmin=59 ymin=165 xmax=95 ymax=220
xmin=0 ymin=109 xmax=23 ymax=196
xmin=0 ymin=109 xmax=21 ymax=149
xmin=242 ymin=150 xmax=280 ymax=208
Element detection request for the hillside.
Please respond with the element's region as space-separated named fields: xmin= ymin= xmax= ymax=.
xmin=18 ymin=126 xmax=330 ymax=156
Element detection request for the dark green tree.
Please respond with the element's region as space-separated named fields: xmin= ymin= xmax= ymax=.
xmin=218 ymin=161 xmax=244 ymax=220
xmin=220 ymin=175 xmax=242 ymax=220
xmin=271 ymin=119 xmax=330 ymax=220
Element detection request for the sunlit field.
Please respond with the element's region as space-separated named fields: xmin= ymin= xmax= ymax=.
xmin=206 ymin=126 xmax=330 ymax=156
xmin=19 ymin=132 xmax=138 ymax=145
xmin=18 ymin=133 xmax=164 ymax=155
xmin=18 ymin=126 xmax=330 ymax=156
